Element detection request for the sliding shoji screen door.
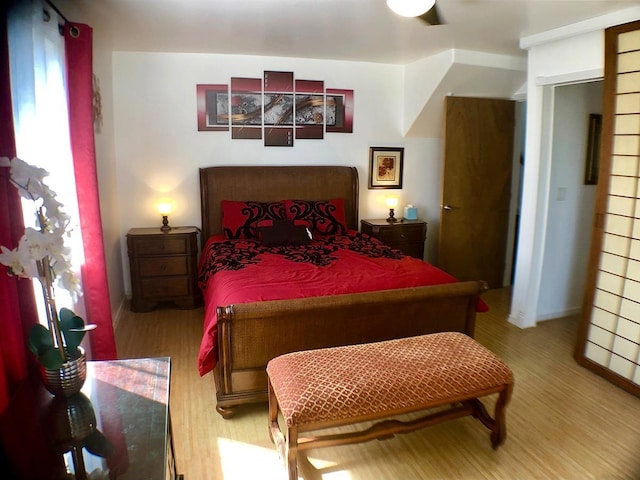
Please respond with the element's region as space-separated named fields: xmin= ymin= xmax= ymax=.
xmin=576 ymin=20 xmax=640 ymax=397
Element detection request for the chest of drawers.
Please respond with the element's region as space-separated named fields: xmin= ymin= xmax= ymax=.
xmin=360 ymin=219 xmax=427 ymax=260
xmin=127 ymin=227 xmax=201 ymax=312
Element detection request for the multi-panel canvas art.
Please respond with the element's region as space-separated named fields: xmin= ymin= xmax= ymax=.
xmin=197 ymin=71 xmax=353 ymax=146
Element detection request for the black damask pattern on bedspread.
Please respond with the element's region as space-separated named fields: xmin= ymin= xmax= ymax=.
xmin=198 ymin=232 xmax=403 ymax=289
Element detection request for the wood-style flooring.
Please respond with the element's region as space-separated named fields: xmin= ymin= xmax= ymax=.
xmin=115 ymin=288 xmax=640 ymax=480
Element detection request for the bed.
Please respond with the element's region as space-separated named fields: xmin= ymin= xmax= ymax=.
xmin=198 ymin=165 xmax=488 ymax=418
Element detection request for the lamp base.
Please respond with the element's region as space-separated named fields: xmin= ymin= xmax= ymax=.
xmin=161 ymin=215 xmax=172 ymax=232
xmin=387 ymin=208 xmax=397 ymax=223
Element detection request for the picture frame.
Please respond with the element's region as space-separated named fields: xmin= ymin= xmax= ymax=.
xmin=326 ymin=88 xmax=354 ymax=133
xmin=196 ymin=84 xmax=229 ymax=131
xmin=584 ymin=113 xmax=602 ymax=185
xmin=368 ymin=147 xmax=404 ymax=189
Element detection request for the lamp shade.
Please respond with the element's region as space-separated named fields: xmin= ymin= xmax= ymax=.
xmin=386 ymin=0 xmax=435 ymax=17
xmin=386 ymin=197 xmax=399 ymax=208
xmin=157 ymin=200 xmax=173 ymax=215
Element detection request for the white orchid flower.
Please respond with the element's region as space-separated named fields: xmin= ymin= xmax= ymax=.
xmin=43 ymin=195 xmax=69 ymax=227
xmin=6 ymin=157 xmax=50 ymax=201
xmin=1 ymin=157 xmax=83 ymax=302
xmin=58 ymin=269 xmax=83 ymax=301
xmin=19 ymin=228 xmax=51 ymax=261
xmin=0 ymin=245 xmax=29 ymax=277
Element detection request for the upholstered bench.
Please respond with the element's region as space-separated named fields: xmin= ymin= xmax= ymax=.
xmin=266 ymin=332 xmax=514 ymax=480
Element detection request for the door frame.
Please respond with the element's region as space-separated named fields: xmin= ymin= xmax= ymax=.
xmin=510 ymin=73 xmax=603 ymax=329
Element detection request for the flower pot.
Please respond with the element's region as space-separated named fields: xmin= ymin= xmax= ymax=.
xmin=39 ymin=347 xmax=87 ymax=397
xmin=46 ymin=392 xmax=96 ymax=453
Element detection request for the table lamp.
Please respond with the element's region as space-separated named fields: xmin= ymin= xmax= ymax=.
xmin=157 ymin=200 xmax=173 ymax=232
xmin=386 ymin=197 xmax=399 ymax=223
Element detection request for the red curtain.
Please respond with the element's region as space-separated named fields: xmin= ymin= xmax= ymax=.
xmin=0 ymin=4 xmax=39 ymax=414
xmin=64 ymin=23 xmax=117 ymax=361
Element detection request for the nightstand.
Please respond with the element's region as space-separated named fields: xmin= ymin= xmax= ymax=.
xmin=360 ymin=219 xmax=427 ymax=259
xmin=127 ymin=226 xmax=201 ymax=312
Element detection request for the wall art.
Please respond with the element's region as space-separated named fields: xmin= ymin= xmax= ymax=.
xmin=326 ymin=88 xmax=354 ymax=133
xmin=584 ymin=113 xmax=602 ymax=185
xmin=368 ymin=147 xmax=404 ymax=189
xmin=197 ymin=84 xmax=229 ymax=131
xmin=295 ymin=79 xmax=324 ymax=140
xmin=196 ymin=71 xmax=353 ymax=146
xmin=231 ymin=77 xmax=263 ymax=139
xmin=264 ymin=71 xmax=294 ymax=146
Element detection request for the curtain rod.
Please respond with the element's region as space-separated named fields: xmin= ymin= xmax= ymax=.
xmin=44 ymin=0 xmax=80 ymax=37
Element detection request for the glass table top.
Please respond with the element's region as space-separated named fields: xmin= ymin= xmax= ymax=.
xmin=0 ymin=357 xmax=172 ymax=480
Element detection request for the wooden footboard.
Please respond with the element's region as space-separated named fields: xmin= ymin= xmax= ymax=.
xmin=213 ymin=280 xmax=488 ymax=418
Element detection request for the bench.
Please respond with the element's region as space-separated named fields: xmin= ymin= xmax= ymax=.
xmin=266 ymin=332 xmax=514 ymax=480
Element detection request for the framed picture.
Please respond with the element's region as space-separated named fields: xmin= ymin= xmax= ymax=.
xmin=196 ymin=84 xmax=229 ymax=131
xmin=326 ymin=88 xmax=353 ymax=133
xmin=368 ymin=147 xmax=404 ymax=189
xmin=584 ymin=113 xmax=602 ymax=185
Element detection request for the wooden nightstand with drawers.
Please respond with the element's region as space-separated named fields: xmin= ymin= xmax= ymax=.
xmin=127 ymin=226 xmax=201 ymax=312
xmin=360 ymin=219 xmax=427 ymax=260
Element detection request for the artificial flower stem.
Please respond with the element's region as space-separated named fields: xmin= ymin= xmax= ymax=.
xmin=38 ymin=257 xmax=68 ymax=363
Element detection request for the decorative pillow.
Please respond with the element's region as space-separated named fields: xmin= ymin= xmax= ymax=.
xmin=257 ymin=219 xmax=312 ymax=246
xmin=221 ymin=200 xmax=286 ymax=239
xmin=284 ymin=199 xmax=347 ymax=236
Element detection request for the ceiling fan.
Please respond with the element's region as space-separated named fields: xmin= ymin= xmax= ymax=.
xmin=386 ymin=0 xmax=445 ymax=25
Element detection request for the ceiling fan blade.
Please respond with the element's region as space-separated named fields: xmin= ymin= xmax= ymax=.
xmin=418 ymin=4 xmax=444 ymax=26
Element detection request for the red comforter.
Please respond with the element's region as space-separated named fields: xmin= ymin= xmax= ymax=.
xmin=197 ymin=231 xmax=486 ymax=376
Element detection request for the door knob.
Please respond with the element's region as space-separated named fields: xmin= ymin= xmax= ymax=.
xmin=442 ymin=204 xmax=458 ymax=211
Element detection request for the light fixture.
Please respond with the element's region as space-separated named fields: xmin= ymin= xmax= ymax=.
xmin=386 ymin=0 xmax=435 ymax=17
xmin=157 ymin=199 xmax=173 ymax=232
xmin=386 ymin=197 xmax=399 ymax=223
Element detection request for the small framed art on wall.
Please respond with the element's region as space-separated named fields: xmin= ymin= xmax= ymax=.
xmin=368 ymin=147 xmax=404 ymax=189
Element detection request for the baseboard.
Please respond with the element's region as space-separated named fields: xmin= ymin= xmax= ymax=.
xmin=112 ymin=295 xmax=128 ymax=332
xmin=536 ymin=306 xmax=581 ymax=322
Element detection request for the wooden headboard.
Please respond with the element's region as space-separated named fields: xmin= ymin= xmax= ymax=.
xmin=199 ymin=166 xmax=359 ymax=241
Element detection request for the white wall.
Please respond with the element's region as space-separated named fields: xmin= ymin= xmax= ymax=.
xmin=511 ymin=30 xmax=605 ymax=328
xmin=112 ymin=52 xmax=443 ymax=294
xmin=92 ymin=28 xmax=124 ymax=324
xmin=537 ymin=81 xmax=601 ymax=321
xmin=512 ymin=6 xmax=640 ymax=327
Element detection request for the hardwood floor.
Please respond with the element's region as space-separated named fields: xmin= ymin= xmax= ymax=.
xmin=115 ymin=288 xmax=640 ymax=480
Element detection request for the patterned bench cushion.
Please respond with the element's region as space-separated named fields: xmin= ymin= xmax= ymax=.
xmin=266 ymin=332 xmax=513 ymax=427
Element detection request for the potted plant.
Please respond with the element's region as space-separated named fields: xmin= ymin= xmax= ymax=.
xmin=46 ymin=392 xmax=114 ymax=477
xmin=0 ymin=157 xmax=94 ymax=395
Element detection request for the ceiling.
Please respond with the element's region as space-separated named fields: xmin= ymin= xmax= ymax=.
xmin=60 ymin=0 xmax=639 ymax=64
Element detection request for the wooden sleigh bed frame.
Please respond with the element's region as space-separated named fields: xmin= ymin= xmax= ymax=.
xmin=200 ymin=165 xmax=487 ymax=418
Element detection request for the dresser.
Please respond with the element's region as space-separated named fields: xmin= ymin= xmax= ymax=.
xmin=0 ymin=357 xmax=180 ymax=480
xmin=360 ymin=219 xmax=427 ymax=259
xmin=127 ymin=226 xmax=201 ymax=312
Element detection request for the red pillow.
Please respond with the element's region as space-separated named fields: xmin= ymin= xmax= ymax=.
xmin=221 ymin=200 xmax=286 ymax=239
xmin=283 ymin=199 xmax=347 ymax=236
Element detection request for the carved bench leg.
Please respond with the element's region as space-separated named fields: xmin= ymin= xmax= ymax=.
xmin=286 ymin=426 xmax=299 ymax=480
xmin=268 ymin=379 xmax=299 ymax=479
xmin=462 ymin=386 xmax=512 ymax=450
xmin=490 ymin=384 xmax=513 ymax=449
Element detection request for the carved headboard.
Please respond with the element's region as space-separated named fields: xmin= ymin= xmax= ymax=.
xmin=199 ymin=166 xmax=359 ymax=241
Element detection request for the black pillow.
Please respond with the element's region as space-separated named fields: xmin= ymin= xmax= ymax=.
xmin=258 ymin=219 xmax=312 ymax=246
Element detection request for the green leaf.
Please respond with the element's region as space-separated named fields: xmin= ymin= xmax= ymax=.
xmin=83 ymin=429 xmax=114 ymax=458
xmin=27 ymin=323 xmax=53 ymax=356
xmin=59 ymin=308 xmax=85 ymax=350
xmin=38 ymin=347 xmax=64 ymax=369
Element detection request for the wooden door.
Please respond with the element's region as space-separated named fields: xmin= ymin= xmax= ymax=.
xmin=438 ymin=96 xmax=515 ymax=288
